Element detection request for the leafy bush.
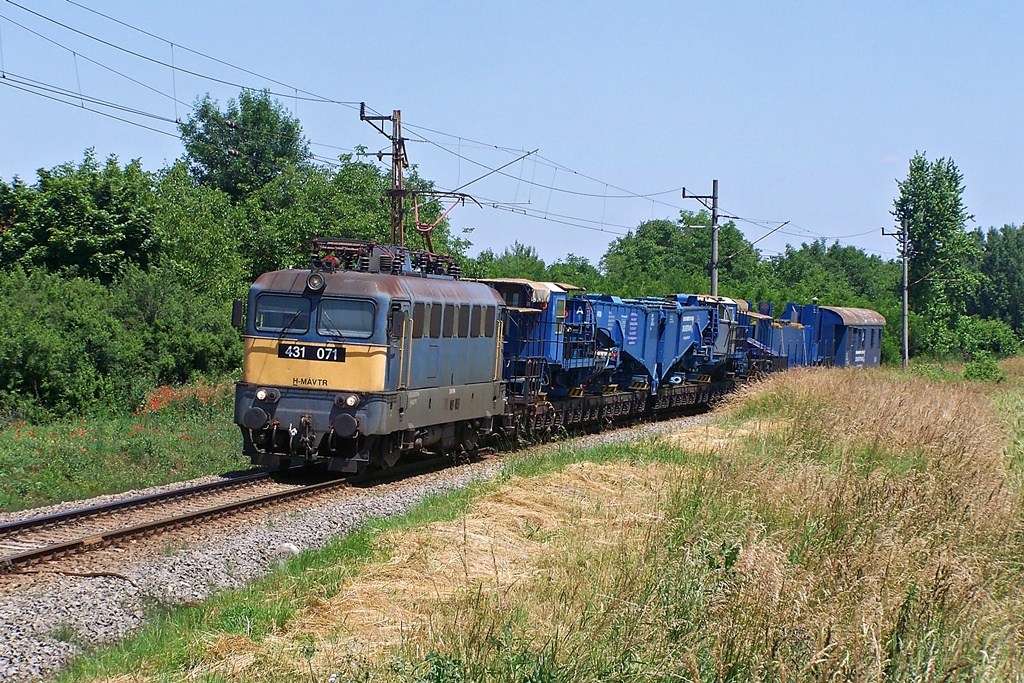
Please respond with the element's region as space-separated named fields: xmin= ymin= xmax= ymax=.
xmin=963 ymin=351 xmax=1008 ymax=383
xmin=0 ymin=267 xmax=240 ymax=419
xmin=0 ymin=150 xmax=158 ymax=283
xmin=960 ymin=316 xmax=1021 ymax=358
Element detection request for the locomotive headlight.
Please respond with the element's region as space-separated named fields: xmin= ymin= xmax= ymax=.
xmin=335 ymin=393 xmax=360 ymax=409
xmin=306 ymin=272 xmax=325 ymax=291
xmin=254 ymin=387 xmax=280 ymax=403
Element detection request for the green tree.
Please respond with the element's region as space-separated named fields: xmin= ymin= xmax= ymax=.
xmin=893 ymin=153 xmax=981 ymax=354
xmin=179 ymin=89 xmax=311 ymax=201
xmin=0 ymin=150 xmax=158 ymax=283
xmin=231 ymin=157 xmax=470 ymax=283
xmin=762 ymin=240 xmax=899 ymax=307
xmin=473 ymin=241 xmax=547 ymax=280
xmin=546 ymin=254 xmax=604 ymax=292
xmin=970 ymin=224 xmax=1024 ymax=333
xmin=600 ymin=211 xmax=760 ymax=298
xmin=153 ymin=162 xmax=246 ymax=302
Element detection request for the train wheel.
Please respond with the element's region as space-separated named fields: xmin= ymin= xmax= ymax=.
xmin=369 ymin=435 xmax=401 ymax=469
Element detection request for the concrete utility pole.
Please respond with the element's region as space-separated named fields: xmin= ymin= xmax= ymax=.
xmin=682 ymin=180 xmax=720 ymax=296
xmin=883 ymin=217 xmax=911 ymax=369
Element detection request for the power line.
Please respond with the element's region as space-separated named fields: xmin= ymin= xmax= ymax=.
xmin=4 ymin=0 xmax=359 ymax=107
xmin=62 ymin=0 xmax=364 ymax=110
xmin=0 ymin=9 xmax=360 ymax=157
xmin=10 ymin=2 xmax=698 ymax=228
xmin=0 ymin=10 xmax=189 ymax=109
xmin=403 ymin=123 xmax=688 ymax=209
xmin=4 ymin=70 xmax=177 ymax=122
xmin=412 ymin=131 xmax=687 ymax=205
xmin=485 ymin=202 xmax=629 ymax=237
xmin=4 ymin=3 xmax=903 ymax=261
xmin=0 ymin=77 xmax=179 ymax=137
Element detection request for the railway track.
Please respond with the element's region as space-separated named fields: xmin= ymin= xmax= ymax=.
xmin=0 ymin=455 xmax=465 ymax=573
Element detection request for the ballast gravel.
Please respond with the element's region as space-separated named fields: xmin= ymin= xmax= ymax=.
xmin=0 ymin=415 xmax=706 ymax=681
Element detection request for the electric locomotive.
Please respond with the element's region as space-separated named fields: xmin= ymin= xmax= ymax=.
xmin=234 ymin=239 xmax=506 ymax=473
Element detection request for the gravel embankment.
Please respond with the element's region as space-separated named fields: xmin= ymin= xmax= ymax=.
xmin=0 ymin=415 xmax=706 ymax=681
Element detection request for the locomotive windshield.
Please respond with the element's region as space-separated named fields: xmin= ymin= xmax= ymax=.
xmin=318 ymin=298 xmax=376 ymax=339
xmin=254 ymin=295 xmax=311 ymax=333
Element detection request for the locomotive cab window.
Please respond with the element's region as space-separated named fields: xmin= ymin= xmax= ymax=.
xmin=317 ymin=298 xmax=375 ymax=339
xmin=458 ymin=305 xmax=471 ymax=338
xmin=254 ymin=295 xmax=311 ymax=334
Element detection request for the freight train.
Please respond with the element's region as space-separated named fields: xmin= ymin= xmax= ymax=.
xmin=233 ymin=238 xmax=885 ymax=472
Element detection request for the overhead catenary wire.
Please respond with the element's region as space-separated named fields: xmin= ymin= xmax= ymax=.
xmin=4 ymin=0 xmax=360 ymax=107
xmin=2 ymin=65 xmax=356 ymax=160
xmin=8 ymin=3 xmax=853 ymax=253
xmin=63 ymin=0 xmax=363 ymax=111
xmin=0 ymin=10 xmax=192 ymax=109
xmin=0 ymin=77 xmax=180 ymax=137
xmin=6 ymin=6 xmax=362 ymax=157
xmin=3 ymin=70 xmax=177 ymax=123
xmin=3 ymin=3 xmax=907 ymax=261
xmin=414 ymin=131 xmax=689 ymax=204
xmin=403 ymin=122 xmax=688 ymax=206
xmin=0 ymin=16 xmax=6 ymax=76
xmin=0 ymin=7 xmax=359 ymax=156
xmin=3 ymin=52 xmax=897 ymax=255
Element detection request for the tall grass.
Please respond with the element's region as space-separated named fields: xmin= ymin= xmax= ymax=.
xmin=61 ymin=367 xmax=1024 ymax=682
xmin=369 ymin=369 xmax=1023 ymax=681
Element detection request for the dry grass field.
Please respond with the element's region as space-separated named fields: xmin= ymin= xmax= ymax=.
xmin=70 ymin=362 xmax=1024 ymax=682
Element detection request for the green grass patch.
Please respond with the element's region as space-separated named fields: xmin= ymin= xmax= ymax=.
xmin=0 ymin=381 xmax=245 ymax=511
xmin=993 ymin=387 xmax=1024 ymax=482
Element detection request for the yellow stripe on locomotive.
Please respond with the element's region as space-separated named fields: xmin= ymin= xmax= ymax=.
xmin=242 ymin=337 xmax=388 ymax=393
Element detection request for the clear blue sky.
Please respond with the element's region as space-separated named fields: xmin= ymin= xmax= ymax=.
xmin=1 ymin=0 xmax=1021 ymax=267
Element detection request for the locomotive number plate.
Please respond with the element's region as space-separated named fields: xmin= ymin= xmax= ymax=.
xmin=278 ymin=343 xmax=346 ymax=362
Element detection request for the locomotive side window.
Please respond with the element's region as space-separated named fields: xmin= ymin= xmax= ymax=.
xmin=429 ymin=303 xmax=442 ymax=338
xmin=443 ymin=304 xmax=456 ymax=338
xmin=458 ymin=305 xmax=471 ymax=338
xmin=254 ymin=295 xmax=311 ymax=333
xmin=470 ymin=305 xmax=482 ymax=338
xmin=412 ymin=303 xmax=425 ymax=338
xmin=485 ymin=306 xmax=496 ymax=337
xmin=318 ymin=298 xmax=376 ymax=338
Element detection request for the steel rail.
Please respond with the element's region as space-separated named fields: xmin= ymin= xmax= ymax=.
xmin=0 ymin=455 xmax=464 ymax=572
xmin=0 ymin=470 xmax=273 ymax=536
